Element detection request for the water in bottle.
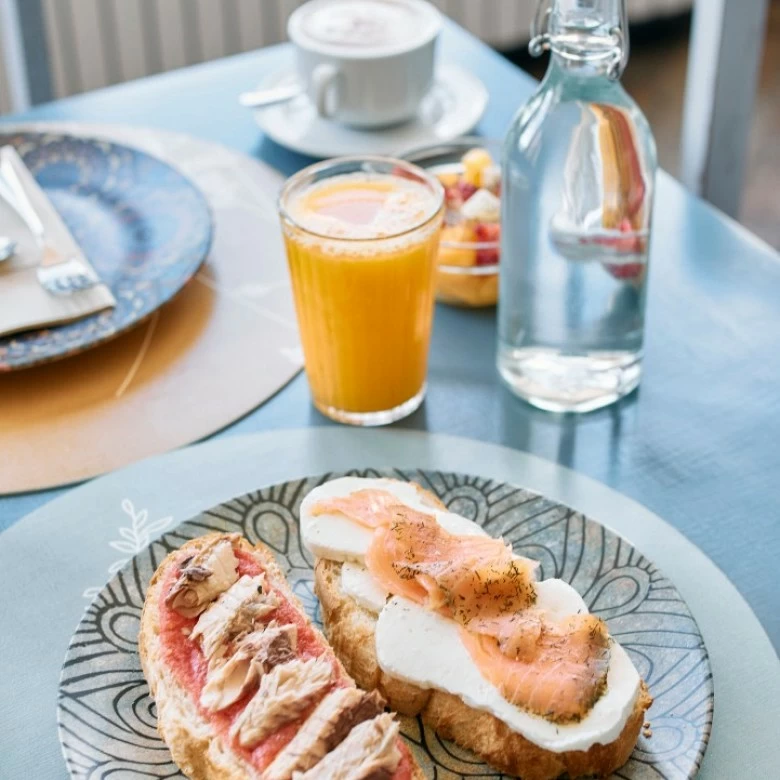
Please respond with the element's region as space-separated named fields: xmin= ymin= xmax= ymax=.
xmin=498 ymin=0 xmax=657 ymax=412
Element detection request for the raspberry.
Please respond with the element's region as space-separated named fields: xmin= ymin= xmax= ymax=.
xmin=456 ymin=180 xmax=478 ymax=202
xmin=474 ymin=223 xmax=500 ymax=242
xmin=476 ymin=247 xmax=500 ymax=266
xmin=474 ymin=223 xmax=501 ymax=265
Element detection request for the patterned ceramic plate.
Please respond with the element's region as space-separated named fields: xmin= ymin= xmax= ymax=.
xmin=0 ymin=132 xmax=212 ymax=370
xmin=58 ymin=470 xmax=713 ymax=779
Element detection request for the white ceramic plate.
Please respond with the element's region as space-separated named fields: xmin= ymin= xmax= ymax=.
xmin=253 ymin=64 xmax=489 ymax=159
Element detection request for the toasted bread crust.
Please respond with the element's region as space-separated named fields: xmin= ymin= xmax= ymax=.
xmin=139 ymin=535 xmax=424 ymax=780
xmin=315 ymin=558 xmax=653 ymax=780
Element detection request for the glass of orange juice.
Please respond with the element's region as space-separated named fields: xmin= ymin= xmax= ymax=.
xmin=279 ymin=156 xmax=444 ymax=426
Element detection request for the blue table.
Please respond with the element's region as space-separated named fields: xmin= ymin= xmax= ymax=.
xmin=2 ymin=23 xmax=779 ymax=652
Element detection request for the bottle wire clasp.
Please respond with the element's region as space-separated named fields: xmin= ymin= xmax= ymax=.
xmin=529 ymin=0 xmax=553 ymax=57
xmin=528 ymin=0 xmax=630 ymax=81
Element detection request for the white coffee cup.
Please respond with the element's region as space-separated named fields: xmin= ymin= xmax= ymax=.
xmin=288 ymin=0 xmax=442 ymax=129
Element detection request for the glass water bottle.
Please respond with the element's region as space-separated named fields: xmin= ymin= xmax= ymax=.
xmin=498 ymin=0 xmax=656 ymax=413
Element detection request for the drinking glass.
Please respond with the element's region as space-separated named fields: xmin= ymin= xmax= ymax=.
xmin=279 ymin=156 xmax=444 ymax=425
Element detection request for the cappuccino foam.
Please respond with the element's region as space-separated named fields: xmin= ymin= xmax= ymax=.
xmin=297 ymin=0 xmax=437 ymax=52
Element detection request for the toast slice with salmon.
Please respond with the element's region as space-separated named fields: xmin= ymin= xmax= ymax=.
xmin=139 ymin=533 xmax=424 ymax=780
xmin=315 ymin=558 xmax=652 ymax=780
xmin=302 ymin=477 xmax=653 ymax=780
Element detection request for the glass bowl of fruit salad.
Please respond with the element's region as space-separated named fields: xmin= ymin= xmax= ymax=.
xmin=402 ymin=138 xmax=502 ymax=307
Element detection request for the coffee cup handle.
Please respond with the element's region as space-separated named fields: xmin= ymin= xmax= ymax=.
xmin=311 ymin=64 xmax=340 ymax=118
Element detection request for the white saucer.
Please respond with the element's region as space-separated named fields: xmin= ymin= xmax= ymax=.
xmin=253 ymin=64 xmax=488 ymax=159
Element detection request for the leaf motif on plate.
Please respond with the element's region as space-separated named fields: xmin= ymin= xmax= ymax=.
xmin=82 ymin=500 xmax=175 ymax=599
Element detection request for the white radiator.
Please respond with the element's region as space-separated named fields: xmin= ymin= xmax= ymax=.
xmin=1 ymin=0 xmax=692 ymax=114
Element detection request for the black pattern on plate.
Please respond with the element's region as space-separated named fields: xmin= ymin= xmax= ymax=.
xmin=0 ymin=132 xmax=212 ymax=370
xmin=58 ymin=470 xmax=713 ymax=779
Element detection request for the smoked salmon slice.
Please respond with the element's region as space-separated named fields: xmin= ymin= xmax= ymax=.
xmin=313 ymin=487 xmax=611 ymax=723
xmin=364 ymin=505 xmax=538 ymax=618
xmin=311 ymin=489 xmax=410 ymax=528
xmin=459 ymin=617 xmax=610 ymax=724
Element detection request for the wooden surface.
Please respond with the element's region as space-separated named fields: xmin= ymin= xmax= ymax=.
xmin=0 ymin=23 xmax=778 ymax=651
xmin=0 ymin=126 xmax=301 ymax=492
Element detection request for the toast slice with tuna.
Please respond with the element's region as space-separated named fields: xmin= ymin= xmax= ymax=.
xmin=139 ymin=533 xmax=424 ymax=780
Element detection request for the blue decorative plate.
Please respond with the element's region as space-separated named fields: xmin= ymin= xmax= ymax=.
xmin=0 ymin=132 xmax=213 ymax=370
xmin=58 ymin=469 xmax=713 ymax=779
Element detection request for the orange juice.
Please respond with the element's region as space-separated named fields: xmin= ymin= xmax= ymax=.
xmin=279 ymin=159 xmax=443 ymax=425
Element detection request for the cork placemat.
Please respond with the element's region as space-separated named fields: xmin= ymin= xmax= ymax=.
xmin=0 ymin=123 xmax=301 ymax=494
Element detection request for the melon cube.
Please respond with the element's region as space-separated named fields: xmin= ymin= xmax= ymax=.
xmin=461 ymin=147 xmax=494 ymax=187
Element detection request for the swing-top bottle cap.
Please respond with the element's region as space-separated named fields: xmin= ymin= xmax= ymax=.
xmin=531 ymin=0 xmax=629 ymax=80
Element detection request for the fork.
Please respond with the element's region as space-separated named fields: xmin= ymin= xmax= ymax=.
xmin=0 ymin=148 xmax=99 ymax=295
